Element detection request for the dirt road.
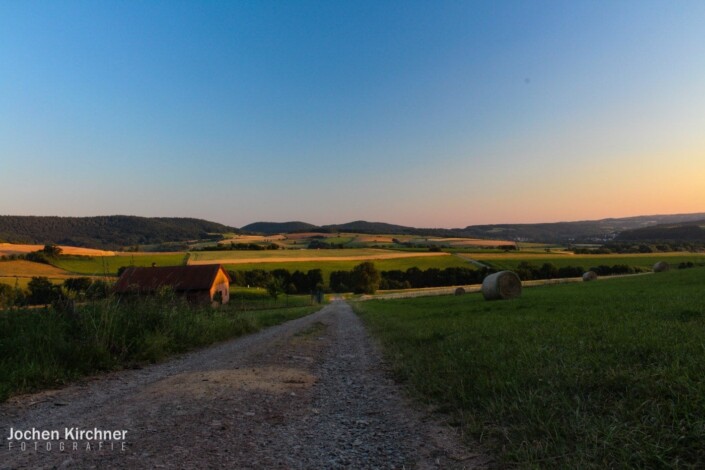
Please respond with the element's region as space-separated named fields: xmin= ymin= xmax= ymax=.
xmin=1 ymin=302 xmax=488 ymax=469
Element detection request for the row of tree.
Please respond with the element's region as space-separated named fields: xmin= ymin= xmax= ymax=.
xmin=230 ymin=262 xmax=382 ymax=295
xmin=572 ymin=242 xmax=705 ymax=254
xmin=0 ymin=276 xmax=111 ymax=308
xmin=228 ymin=268 xmax=324 ymax=296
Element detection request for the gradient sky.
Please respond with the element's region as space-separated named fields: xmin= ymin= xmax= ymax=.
xmin=2 ymin=1 xmax=704 ymax=228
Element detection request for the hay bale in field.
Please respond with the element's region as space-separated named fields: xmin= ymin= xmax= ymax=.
xmin=482 ymin=271 xmax=522 ymax=300
xmin=653 ymin=261 xmax=670 ymax=273
xmin=454 ymin=287 xmax=465 ymax=296
xmin=582 ymin=271 xmax=598 ymax=282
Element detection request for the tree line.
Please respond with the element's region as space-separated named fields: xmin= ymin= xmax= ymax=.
xmin=572 ymin=242 xmax=705 ymax=254
xmin=0 ymin=277 xmax=110 ymax=308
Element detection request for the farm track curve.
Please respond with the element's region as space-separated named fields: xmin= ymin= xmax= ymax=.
xmin=0 ymin=302 xmax=489 ymax=469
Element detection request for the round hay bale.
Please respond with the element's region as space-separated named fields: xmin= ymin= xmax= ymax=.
xmin=653 ymin=261 xmax=670 ymax=273
xmin=454 ymin=287 xmax=466 ymax=296
xmin=582 ymin=271 xmax=598 ymax=282
xmin=482 ymin=271 xmax=522 ymax=301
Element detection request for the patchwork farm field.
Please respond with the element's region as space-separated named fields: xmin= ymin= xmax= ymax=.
xmin=0 ymin=243 xmax=115 ymax=257
xmin=188 ymin=248 xmax=446 ymax=263
xmin=0 ymin=260 xmax=74 ymax=278
xmin=355 ymin=267 xmax=705 ymax=468
xmin=51 ymin=253 xmax=189 ymax=276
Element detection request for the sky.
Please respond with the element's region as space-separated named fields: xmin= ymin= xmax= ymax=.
xmin=1 ymin=0 xmax=704 ymax=229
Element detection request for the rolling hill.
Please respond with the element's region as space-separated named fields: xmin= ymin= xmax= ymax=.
xmin=3 ymin=211 xmax=704 ymax=249
xmin=244 ymin=212 xmax=705 ymax=243
xmin=615 ymin=220 xmax=705 ymax=242
xmin=240 ymin=221 xmax=319 ymax=234
xmin=0 ymin=216 xmax=238 ymax=249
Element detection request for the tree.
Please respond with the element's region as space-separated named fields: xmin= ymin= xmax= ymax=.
xmin=63 ymin=277 xmax=92 ymax=293
xmin=0 ymin=283 xmax=14 ymax=308
xmin=86 ymin=279 xmax=110 ymax=300
xmin=307 ymin=269 xmax=323 ymax=291
xmin=27 ymin=277 xmax=59 ymax=305
xmin=266 ymin=278 xmax=283 ymax=302
xmin=43 ymin=244 xmax=63 ymax=257
xmin=352 ymin=262 xmax=380 ymax=294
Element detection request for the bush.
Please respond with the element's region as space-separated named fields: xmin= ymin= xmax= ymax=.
xmin=27 ymin=277 xmax=61 ymax=305
xmin=352 ymin=262 xmax=381 ymax=294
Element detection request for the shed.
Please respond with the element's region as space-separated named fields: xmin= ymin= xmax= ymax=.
xmin=114 ymin=264 xmax=231 ymax=305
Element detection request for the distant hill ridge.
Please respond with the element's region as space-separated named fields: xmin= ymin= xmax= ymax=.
xmin=3 ymin=212 xmax=704 ymax=248
xmin=244 ymin=212 xmax=705 ymax=242
xmin=0 ymin=215 xmax=238 ymax=249
xmin=616 ymin=220 xmax=705 ymax=242
xmin=241 ymin=221 xmax=318 ymax=234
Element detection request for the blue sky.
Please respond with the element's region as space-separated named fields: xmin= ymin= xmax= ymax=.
xmin=2 ymin=1 xmax=704 ymax=228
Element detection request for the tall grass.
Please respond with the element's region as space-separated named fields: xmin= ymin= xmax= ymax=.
xmin=0 ymin=294 xmax=318 ymax=402
xmin=355 ymin=268 xmax=705 ymax=468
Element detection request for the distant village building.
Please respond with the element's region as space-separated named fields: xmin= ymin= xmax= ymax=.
xmin=114 ymin=264 xmax=231 ymax=305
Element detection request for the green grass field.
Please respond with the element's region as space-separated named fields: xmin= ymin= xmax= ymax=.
xmin=229 ymin=286 xmax=317 ymax=309
xmin=471 ymin=251 xmax=705 ymax=271
xmin=51 ymin=253 xmax=189 ymax=276
xmin=355 ymin=268 xmax=705 ymax=468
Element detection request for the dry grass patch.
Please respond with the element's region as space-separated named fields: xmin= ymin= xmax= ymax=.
xmin=0 ymin=260 xmax=75 ymax=278
xmin=0 ymin=243 xmax=115 ymax=257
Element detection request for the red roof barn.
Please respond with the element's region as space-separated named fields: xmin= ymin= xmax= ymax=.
xmin=114 ymin=264 xmax=231 ymax=305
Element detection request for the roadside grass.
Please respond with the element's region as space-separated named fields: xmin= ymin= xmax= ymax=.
xmin=229 ymin=286 xmax=317 ymax=310
xmin=51 ymin=253 xmax=189 ymax=276
xmin=472 ymin=252 xmax=705 ymax=271
xmin=0 ymin=296 xmax=319 ymax=402
xmin=354 ymin=268 xmax=705 ymax=468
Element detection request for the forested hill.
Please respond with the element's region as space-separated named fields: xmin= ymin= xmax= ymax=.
xmin=241 ymin=221 xmax=318 ymax=234
xmin=461 ymin=213 xmax=705 ymax=242
xmin=0 ymin=216 xmax=237 ymax=249
xmin=244 ymin=212 xmax=705 ymax=242
xmin=615 ymin=220 xmax=705 ymax=242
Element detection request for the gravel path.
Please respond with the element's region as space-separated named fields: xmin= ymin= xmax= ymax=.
xmin=1 ymin=302 xmax=490 ymax=469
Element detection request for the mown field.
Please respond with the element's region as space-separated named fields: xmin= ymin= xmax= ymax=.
xmin=0 ymin=261 xmax=80 ymax=288
xmin=0 ymin=260 xmax=74 ymax=278
xmin=355 ymin=268 xmax=705 ymax=468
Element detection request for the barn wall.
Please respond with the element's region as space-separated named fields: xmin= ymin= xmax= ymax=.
xmin=209 ymin=269 xmax=230 ymax=304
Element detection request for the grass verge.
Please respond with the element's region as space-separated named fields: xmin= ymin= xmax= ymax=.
xmin=0 ymin=296 xmax=319 ymax=402
xmin=354 ymin=267 xmax=705 ymax=468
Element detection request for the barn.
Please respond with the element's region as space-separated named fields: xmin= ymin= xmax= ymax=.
xmin=114 ymin=264 xmax=231 ymax=305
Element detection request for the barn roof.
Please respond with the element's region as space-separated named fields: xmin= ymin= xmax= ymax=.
xmin=114 ymin=264 xmax=230 ymax=294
